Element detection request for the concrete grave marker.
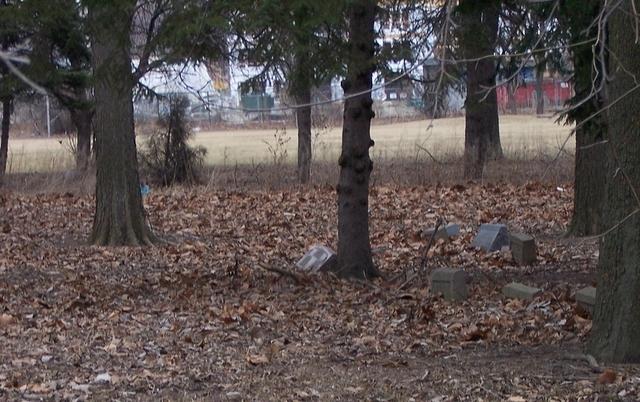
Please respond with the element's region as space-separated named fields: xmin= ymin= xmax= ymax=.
xmin=502 ymin=282 xmax=541 ymax=301
xmin=472 ymin=224 xmax=510 ymax=252
xmin=295 ymin=245 xmax=337 ymax=274
xmin=510 ymin=233 xmax=537 ymax=265
xmin=575 ymin=286 xmax=596 ymax=314
xmin=430 ymin=268 xmax=468 ymax=301
xmin=422 ymin=223 xmax=461 ymax=241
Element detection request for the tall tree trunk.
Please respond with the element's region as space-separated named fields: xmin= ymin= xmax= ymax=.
xmin=569 ymin=124 xmax=606 ymax=235
xmin=459 ymin=0 xmax=502 ymax=180
xmin=335 ymin=0 xmax=379 ymax=279
xmin=0 ymin=96 xmax=10 ymax=180
xmin=88 ymin=2 xmax=156 ymax=246
xmin=70 ymin=107 xmax=93 ymax=171
xmin=588 ymin=0 xmax=640 ymax=363
xmin=296 ymin=88 xmax=312 ymax=184
xmin=535 ymin=62 xmax=545 ymax=115
xmin=507 ymin=81 xmax=518 ymax=114
xmin=291 ymin=35 xmax=312 ymax=184
xmin=562 ymin=0 xmax=607 ymax=237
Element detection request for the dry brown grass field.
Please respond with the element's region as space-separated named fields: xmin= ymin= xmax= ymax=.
xmin=6 ymin=114 xmax=573 ymax=174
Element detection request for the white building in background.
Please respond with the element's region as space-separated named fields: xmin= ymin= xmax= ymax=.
xmin=133 ymin=2 xmax=463 ymax=124
xmin=134 ymin=59 xmax=287 ymax=124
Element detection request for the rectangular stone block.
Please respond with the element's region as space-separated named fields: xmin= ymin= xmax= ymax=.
xmin=472 ymin=224 xmax=510 ymax=252
xmin=510 ymin=233 xmax=537 ymax=265
xmin=445 ymin=223 xmax=460 ymax=237
xmin=576 ymin=286 xmax=596 ymax=314
xmin=502 ymin=282 xmax=541 ymax=301
xmin=422 ymin=223 xmax=460 ymax=241
xmin=430 ymin=268 xmax=468 ymax=301
xmin=422 ymin=226 xmax=449 ymax=241
xmin=295 ymin=245 xmax=336 ymax=274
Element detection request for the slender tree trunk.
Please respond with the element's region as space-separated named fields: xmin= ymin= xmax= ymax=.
xmin=290 ymin=9 xmax=313 ymax=185
xmin=296 ymin=88 xmax=312 ymax=184
xmin=535 ymin=63 xmax=545 ymax=115
xmin=88 ymin=2 xmax=156 ymax=246
xmin=459 ymin=0 xmax=502 ymax=179
xmin=70 ymin=108 xmax=93 ymax=171
xmin=588 ymin=0 xmax=640 ymax=363
xmin=0 ymin=96 xmax=10 ymax=180
xmin=562 ymin=0 xmax=607 ymax=237
xmin=507 ymin=81 xmax=518 ymax=114
xmin=335 ymin=0 xmax=379 ymax=279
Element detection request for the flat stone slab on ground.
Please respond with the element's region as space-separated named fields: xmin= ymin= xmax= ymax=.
xmin=473 ymin=224 xmax=510 ymax=252
xmin=295 ymin=245 xmax=336 ymax=274
xmin=431 ymin=268 xmax=468 ymax=301
xmin=510 ymin=232 xmax=537 ymax=265
xmin=575 ymin=286 xmax=596 ymax=314
xmin=502 ymin=282 xmax=541 ymax=301
xmin=422 ymin=223 xmax=461 ymax=241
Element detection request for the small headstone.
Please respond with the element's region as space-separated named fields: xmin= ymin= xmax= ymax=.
xmin=430 ymin=268 xmax=468 ymax=301
xmin=575 ymin=286 xmax=596 ymax=314
xmin=472 ymin=224 xmax=510 ymax=252
xmin=510 ymin=233 xmax=537 ymax=265
xmin=444 ymin=223 xmax=460 ymax=237
xmin=422 ymin=223 xmax=461 ymax=241
xmin=502 ymin=282 xmax=541 ymax=301
xmin=422 ymin=226 xmax=448 ymax=241
xmin=295 ymin=245 xmax=337 ymax=274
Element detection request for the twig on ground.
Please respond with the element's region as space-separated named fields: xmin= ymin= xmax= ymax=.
xmin=420 ymin=218 xmax=444 ymax=275
xmin=257 ymin=262 xmax=303 ymax=285
xmin=396 ymin=218 xmax=444 ymax=290
xmin=562 ymin=353 xmax=603 ymax=373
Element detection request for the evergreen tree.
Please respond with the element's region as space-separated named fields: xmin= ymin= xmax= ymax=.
xmin=83 ymin=0 xmax=229 ymax=245
xmin=234 ymin=0 xmax=345 ymax=184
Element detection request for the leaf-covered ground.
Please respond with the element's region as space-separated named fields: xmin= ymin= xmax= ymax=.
xmin=1 ymin=183 xmax=639 ymax=401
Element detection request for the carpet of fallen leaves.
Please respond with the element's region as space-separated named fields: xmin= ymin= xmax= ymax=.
xmin=1 ymin=182 xmax=639 ymax=401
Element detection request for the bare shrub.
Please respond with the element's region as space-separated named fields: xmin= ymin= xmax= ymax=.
xmin=262 ymin=128 xmax=291 ymax=166
xmin=140 ymin=95 xmax=206 ymax=186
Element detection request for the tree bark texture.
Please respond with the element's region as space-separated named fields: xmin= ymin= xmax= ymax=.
xmin=588 ymin=0 xmax=640 ymax=363
xmin=295 ymin=88 xmax=312 ymax=184
xmin=507 ymin=81 xmax=518 ymax=114
xmin=290 ymin=6 xmax=313 ymax=185
xmin=459 ymin=0 xmax=503 ymax=180
xmin=70 ymin=107 xmax=93 ymax=171
xmin=0 ymin=96 xmax=10 ymax=180
xmin=535 ymin=63 xmax=545 ymax=115
xmin=89 ymin=2 xmax=156 ymax=246
xmin=563 ymin=0 xmax=607 ymax=237
xmin=336 ymin=0 xmax=379 ymax=279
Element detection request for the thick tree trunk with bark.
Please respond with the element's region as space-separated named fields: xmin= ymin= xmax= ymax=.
xmin=0 ymin=96 xmax=10 ymax=180
xmin=569 ymin=124 xmax=606 ymax=236
xmin=588 ymin=1 xmax=640 ymax=363
xmin=459 ymin=0 xmax=502 ymax=179
xmin=70 ymin=107 xmax=93 ymax=171
xmin=88 ymin=2 xmax=156 ymax=246
xmin=335 ymin=0 xmax=379 ymax=279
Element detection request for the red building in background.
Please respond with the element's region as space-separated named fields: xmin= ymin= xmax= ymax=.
xmin=497 ymin=78 xmax=573 ymax=113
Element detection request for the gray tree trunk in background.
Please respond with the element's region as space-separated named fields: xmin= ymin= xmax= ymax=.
xmin=0 ymin=96 xmax=10 ymax=180
xmin=562 ymin=0 xmax=607 ymax=237
xmin=459 ymin=0 xmax=503 ymax=180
